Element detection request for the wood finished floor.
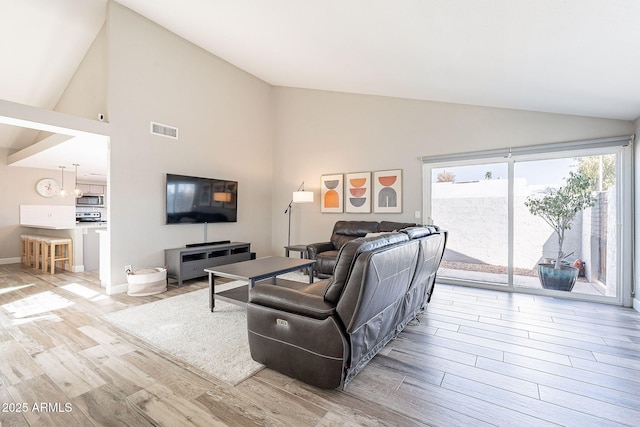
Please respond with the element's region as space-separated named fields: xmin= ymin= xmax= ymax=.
xmin=0 ymin=263 xmax=639 ymax=426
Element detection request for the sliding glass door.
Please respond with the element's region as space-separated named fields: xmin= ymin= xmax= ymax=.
xmin=423 ymin=137 xmax=633 ymax=304
xmin=431 ymin=162 xmax=509 ymax=286
xmin=512 ymin=154 xmax=618 ymax=297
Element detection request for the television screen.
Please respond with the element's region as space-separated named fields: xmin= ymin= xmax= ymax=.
xmin=166 ymin=173 xmax=238 ymax=224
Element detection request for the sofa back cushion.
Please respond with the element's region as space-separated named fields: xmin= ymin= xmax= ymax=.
xmin=379 ymin=221 xmax=417 ymax=232
xmin=336 ymin=238 xmax=419 ymax=332
xmin=330 ymin=221 xmax=380 ymax=250
xmin=408 ymin=231 xmax=445 ymax=290
xmin=324 ymin=232 xmax=409 ymax=304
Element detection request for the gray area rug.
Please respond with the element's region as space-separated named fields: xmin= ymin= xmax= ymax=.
xmin=103 ymin=281 xmax=263 ymax=385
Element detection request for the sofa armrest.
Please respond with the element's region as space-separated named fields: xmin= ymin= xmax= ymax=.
xmin=249 ymin=283 xmax=336 ymax=320
xmin=307 ymin=242 xmax=335 ymax=259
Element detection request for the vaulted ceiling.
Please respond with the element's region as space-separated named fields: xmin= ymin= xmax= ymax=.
xmin=2 ymin=0 xmax=640 ymax=175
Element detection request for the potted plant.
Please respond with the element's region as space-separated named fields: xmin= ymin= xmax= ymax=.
xmin=524 ymin=171 xmax=595 ymax=291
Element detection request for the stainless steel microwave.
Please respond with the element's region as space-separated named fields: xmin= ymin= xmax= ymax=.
xmin=76 ymin=195 xmax=104 ymax=206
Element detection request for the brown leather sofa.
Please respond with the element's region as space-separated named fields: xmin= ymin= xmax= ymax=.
xmin=307 ymin=220 xmax=417 ymax=278
xmin=247 ymin=226 xmax=447 ymax=389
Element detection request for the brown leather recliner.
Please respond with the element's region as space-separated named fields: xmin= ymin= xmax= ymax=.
xmin=306 ymin=220 xmax=417 ymax=278
xmin=247 ymin=226 xmax=447 ymax=389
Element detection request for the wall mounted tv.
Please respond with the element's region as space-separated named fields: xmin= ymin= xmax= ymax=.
xmin=166 ymin=173 xmax=238 ymax=224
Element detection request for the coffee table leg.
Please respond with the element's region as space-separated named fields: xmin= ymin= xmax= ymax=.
xmin=209 ymin=273 xmax=215 ymax=312
xmin=248 ymin=278 xmax=257 ymax=303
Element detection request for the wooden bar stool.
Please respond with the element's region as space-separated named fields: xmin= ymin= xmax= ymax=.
xmin=41 ymin=237 xmax=73 ymax=274
xmin=20 ymin=234 xmax=32 ymax=265
xmin=27 ymin=235 xmax=45 ymax=269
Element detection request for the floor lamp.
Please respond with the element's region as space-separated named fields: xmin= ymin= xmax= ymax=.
xmin=285 ymin=181 xmax=314 ymax=246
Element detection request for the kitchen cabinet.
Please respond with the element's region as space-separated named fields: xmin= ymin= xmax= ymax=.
xmin=83 ymin=228 xmax=101 ymax=271
xmin=78 ymin=184 xmax=105 ymax=195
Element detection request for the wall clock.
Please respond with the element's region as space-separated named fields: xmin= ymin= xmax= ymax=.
xmin=35 ymin=178 xmax=60 ymax=198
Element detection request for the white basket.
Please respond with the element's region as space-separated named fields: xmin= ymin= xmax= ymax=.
xmin=126 ymin=267 xmax=167 ymax=296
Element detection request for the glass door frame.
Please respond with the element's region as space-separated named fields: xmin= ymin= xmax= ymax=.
xmin=422 ymin=137 xmax=634 ymax=306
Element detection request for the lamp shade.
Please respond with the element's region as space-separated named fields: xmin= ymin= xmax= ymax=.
xmin=292 ymin=190 xmax=314 ymax=203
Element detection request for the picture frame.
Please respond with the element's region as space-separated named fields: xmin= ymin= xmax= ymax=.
xmin=345 ymin=172 xmax=371 ymax=213
xmin=320 ymin=174 xmax=343 ymax=213
xmin=373 ymin=169 xmax=402 ymax=213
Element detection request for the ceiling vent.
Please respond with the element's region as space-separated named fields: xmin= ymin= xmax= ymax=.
xmin=150 ymin=122 xmax=178 ymax=139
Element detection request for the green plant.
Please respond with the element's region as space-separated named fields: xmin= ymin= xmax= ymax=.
xmin=524 ymin=171 xmax=595 ymax=269
xmin=577 ymin=154 xmax=615 ymax=191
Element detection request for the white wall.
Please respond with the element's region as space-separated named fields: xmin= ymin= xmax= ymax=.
xmin=54 ymin=23 xmax=108 ymax=122
xmin=104 ymin=3 xmax=274 ymax=291
xmin=634 ymin=118 xmax=640 ymax=312
xmin=271 ymin=87 xmax=634 ymax=257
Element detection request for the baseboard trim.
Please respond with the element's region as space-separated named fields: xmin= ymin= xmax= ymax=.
xmin=0 ymin=257 xmax=20 ymax=265
xmin=107 ymin=283 xmax=128 ymax=295
xmin=633 ymin=297 xmax=640 ymax=313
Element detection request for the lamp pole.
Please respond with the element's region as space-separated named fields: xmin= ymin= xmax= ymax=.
xmin=284 ymin=181 xmax=313 ymax=247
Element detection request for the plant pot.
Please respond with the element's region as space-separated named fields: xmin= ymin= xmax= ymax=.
xmin=537 ymin=263 xmax=578 ymax=292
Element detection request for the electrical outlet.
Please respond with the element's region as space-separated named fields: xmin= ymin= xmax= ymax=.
xmin=125 ymin=264 xmax=132 ymax=273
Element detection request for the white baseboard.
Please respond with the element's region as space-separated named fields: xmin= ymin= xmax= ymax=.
xmin=107 ymin=282 xmax=128 ymax=295
xmin=0 ymin=257 xmax=21 ymax=265
xmin=633 ymin=297 xmax=640 ymax=313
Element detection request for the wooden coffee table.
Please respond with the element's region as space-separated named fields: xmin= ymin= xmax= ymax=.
xmin=204 ymin=256 xmax=315 ymax=311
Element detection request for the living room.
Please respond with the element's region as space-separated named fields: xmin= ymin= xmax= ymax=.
xmin=1 ymin=1 xmax=640 ymax=425
xmin=1 ymin=1 xmax=638 ymax=304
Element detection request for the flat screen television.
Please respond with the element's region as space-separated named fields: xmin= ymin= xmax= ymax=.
xmin=166 ymin=173 xmax=238 ymax=224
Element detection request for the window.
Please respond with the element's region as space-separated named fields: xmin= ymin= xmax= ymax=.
xmin=422 ymin=136 xmax=634 ymax=305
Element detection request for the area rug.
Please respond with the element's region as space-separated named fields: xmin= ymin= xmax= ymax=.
xmin=103 ymin=281 xmax=263 ymax=386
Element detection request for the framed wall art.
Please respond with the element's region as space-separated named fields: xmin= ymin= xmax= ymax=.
xmin=345 ymin=172 xmax=371 ymax=213
xmin=321 ymin=174 xmax=343 ymax=213
xmin=373 ymin=169 xmax=402 ymax=213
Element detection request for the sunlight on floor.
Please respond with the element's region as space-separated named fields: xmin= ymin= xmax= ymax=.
xmin=0 ymin=283 xmax=34 ymax=295
xmin=1 ymin=291 xmax=73 ymax=319
xmin=61 ymin=282 xmax=110 ymax=302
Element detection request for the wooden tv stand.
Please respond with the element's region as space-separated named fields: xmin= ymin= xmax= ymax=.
xmin=164 ymin=241 xmax=251 ymax=287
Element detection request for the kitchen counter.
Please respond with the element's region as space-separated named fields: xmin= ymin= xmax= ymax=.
xmin=21 ymin=223 xmax=107 ymax=272
xmin=76 ymin=222 xmax=108 ymax=228
xmin=21 ymin=222 xmax=107 ymax=230
xmin=19 ymin=205 xmax=107 ymax=274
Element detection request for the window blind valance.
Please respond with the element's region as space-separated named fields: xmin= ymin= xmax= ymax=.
xmin=421 ymin=135 xmax=634 ymax=164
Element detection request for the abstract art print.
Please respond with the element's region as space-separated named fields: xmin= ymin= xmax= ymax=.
xmin=321 ymin=174 xmax=343 ymax=213
xmin=373 ymin=169 xmax=402 ymax=213
xmin=345 ymin=172 xmax=371 ymax=213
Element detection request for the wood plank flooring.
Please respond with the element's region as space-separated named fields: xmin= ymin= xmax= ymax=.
xmin=0 ymin=263 xmax=638 ymax=426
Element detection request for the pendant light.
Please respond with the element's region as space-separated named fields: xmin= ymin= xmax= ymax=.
xmin=58 ymin=166 xmax=66 ymax=197
xmin=73 ymin=163 xmax=83 ymax=198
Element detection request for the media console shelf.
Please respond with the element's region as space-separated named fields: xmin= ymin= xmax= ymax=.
xmin=165 ymin=241 xmax=251 ymax=286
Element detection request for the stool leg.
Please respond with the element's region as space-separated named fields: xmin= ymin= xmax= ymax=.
xmin=49 ymin=243 xmax=55 ymax=274
xmin=42 ymin=243 xmax=49 ymax=273
xmin=32 ymin=240 xmax=40 ymax=269
xmin=26 ymin=239 xmax=32 ymax=267
xmin=20 ymin=238 xmax=26 ymax=264
xmin=67 ymin=241 xmax=73 ymax=272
